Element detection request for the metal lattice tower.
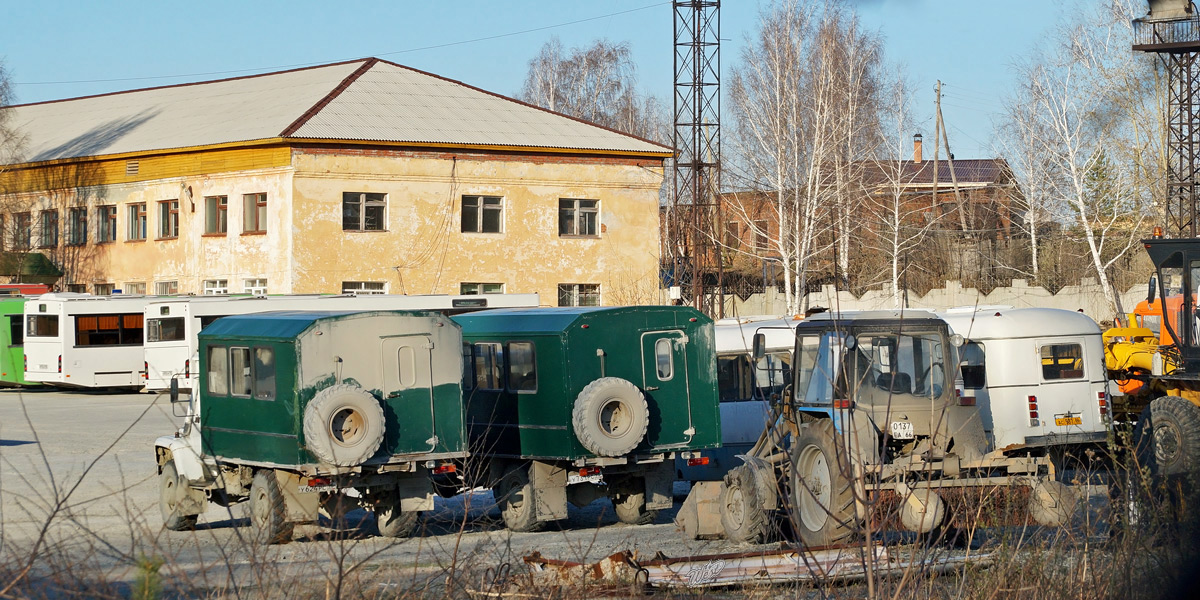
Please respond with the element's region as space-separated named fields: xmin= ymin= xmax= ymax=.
xmin=1134 ymin=4 xmax=1200 ymax=237
xmin=671 ymin=1 xmax=722 ymax=316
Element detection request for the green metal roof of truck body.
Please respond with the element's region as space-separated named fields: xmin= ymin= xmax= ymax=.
xmin=199 ymin=309 xmax=441 ymax=340
xmin=452 ymin=305 xmax=712 ymax=335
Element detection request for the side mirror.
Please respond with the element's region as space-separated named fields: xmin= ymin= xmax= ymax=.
xmin=170 ymin=378 xmax=180 ymax=403
xmin=752 ymin=333 xmax=766 ymax=360
xmin=1148 ymin=275 xmax=1157 ymax=303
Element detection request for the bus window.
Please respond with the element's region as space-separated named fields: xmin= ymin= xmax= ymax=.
xmin=960 ymin=342 xmax=986 ymax=389
xmin=26 ymin=315 xmax=59 ymax=338
xmin=1040 ymin=343 xmax=1084 ymax=380
xmin=717 ymin=354 xmax=752 ymax=402
xmin=473 ymin=343 xmax=503 ymax=391
xmin=9 ymin=317 xmax=24 ymax=346
xmin=75 ymin=313 xmax=144 ymax=346
xmin=507 ymin=341 xmax=537 ymax=392
xmin=147 ymin=317 xmax=185 ymax=342
xmin=230 ymin=347 xmax=252 ymax=396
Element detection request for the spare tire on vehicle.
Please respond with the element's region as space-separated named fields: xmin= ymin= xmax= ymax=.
xmin=303 ymin=384 xmax=385 ymax=466
xmin=571 ymin=377 xmax=649 ymax=457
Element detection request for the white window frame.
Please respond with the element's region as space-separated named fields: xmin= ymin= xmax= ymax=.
xmin=203 ymin=279 xmax=229 ymax=295
xmin=461 ymin=195 xmax=503 ymax=233
xmin=155 ymin=281 xmax=179 ymax=295
xmin=460 ymin=282 xmax=504 ymax=295
xmin=244 ymin=278 xmax=268 ymax=295
xmin=125 ymin=282 xmax=146 ymax=295
xmin=558 ymin=198 xmax=599 ymax=236
xmin=342 ymin=281 xmax=387 ymax=295
xmin=342 ymin=192 xmax=387 ymax=231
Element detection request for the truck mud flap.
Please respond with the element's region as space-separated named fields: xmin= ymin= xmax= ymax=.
xmin=531 ymin=461 xmax=568 ymax=522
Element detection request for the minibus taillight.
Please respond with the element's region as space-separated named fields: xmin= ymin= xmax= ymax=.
xmin=184 ymin=359 xmax=190 ymax=379
xmin=23 ymin=354 xmax=27 ymax=372
xmin=957 ymin=388 xmax=976 ymax=406
xmin=1098 ymin=391 xmax=1108 ymax=418
xmin=1028 ymin=395 xmax=1040 ymax=426
xmin=57 ymin=355 xmax=62 ymax=374
xmin=144 ymin=361 xmax=149 ymax=380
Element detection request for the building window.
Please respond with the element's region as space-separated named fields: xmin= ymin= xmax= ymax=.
xmin=126 ymin=282 xmax=146 ymax=295
xmin=342 ymin=281 xmax=386 ymax=295
xmin=342 ymin=192 xmax=386 ymax=231
xmin=460 ymin=282 xmax=504 ymax=295
xmin=128 ymin=203 xmax=147 ymax=241
xmin=68 ymin=207 xmax=87 ymax=246
xmin=244 ymin=193 xmax=266 ymax=233
xmin=558 ymin=198 xmax=599 ymax=236
xmin=99 ymin=205 xmax=117 ymax=242
xmin=557 ymin=283 xmax=600 ymax=307
xmin=204 ymin=196 xmax=228 ymax=234
xmin=13 ymin=213 xmax=31 ymax=250
xmin=39 ymin=210 xmax=58 ymax=248
xmin=461 ymin=195 xmax=503 ymax=233
xmin=753 ymin=220 xmax=769 ymax=254
xmin=93 ymin=283 xmax=114 ymax=295
xmin=244 ymin=278 xmax=268 ymax=295
xmin=725 ymin=221 xmax=742 ymax=249
xmin=158 ymin=200 xmax=179 ymax=238
xmin=155 ymin=281 xmax=178 ymax=295
xmin=66 ymin=284 xmax=87 ymax=293
xmin=203 ymin=279 xmax=229 ymax=295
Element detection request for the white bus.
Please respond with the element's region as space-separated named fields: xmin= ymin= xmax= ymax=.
xmin=144 ymin=293 xmax=541 ymax=391
xmin=678 ymin=315 xmax=798 ymax=482
xmin=24 ymin=293 xmax=159 ymax=388
xmin=937 ymin=306 xmax=1109 ymax=454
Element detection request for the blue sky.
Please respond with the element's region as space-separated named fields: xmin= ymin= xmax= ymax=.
xmin=1 ymin=0 xmax=1072 ymax=158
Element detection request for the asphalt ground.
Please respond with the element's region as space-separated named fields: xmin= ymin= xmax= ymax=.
xmin=0 ymin=388 xmax=748 ymax=597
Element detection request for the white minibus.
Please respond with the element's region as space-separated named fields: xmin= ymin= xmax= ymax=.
xmin=24 ymin=293 xmax=158 ymax=388
xmin=938 ymin=306 xmax=1109 ymax=454
xmin=144 ymin=293 xmax=541 ymax=391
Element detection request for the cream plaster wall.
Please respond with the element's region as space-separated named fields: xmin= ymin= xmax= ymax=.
xmin=289 ymin=150 xmax=665 ymax=304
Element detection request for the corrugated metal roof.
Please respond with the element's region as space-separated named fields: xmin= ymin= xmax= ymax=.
xmin=3 ymin=58 xmax=670 ymax=164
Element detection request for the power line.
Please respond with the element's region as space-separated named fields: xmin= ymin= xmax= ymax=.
xmin=15 ymin=2 xmax=669 ymax=86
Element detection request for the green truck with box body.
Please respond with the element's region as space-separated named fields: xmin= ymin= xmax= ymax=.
xmin=154 ymin=310 xmax=466 ymax=543
xmin=451 ymin=306 xmax=721 ymax=531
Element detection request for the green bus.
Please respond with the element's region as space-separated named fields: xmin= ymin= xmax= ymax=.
xmin=0 ymin=297 xmax=36 ymax=387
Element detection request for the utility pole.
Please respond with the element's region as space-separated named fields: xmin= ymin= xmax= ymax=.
xmin=934 ymin=81 xmax=967 ymax=234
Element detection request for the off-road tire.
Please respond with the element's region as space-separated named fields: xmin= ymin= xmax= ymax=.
xmin=160 ymin=460 xmax=198 ymax=531
xmin=303 ymin=384 xmax=386 ymax=467
xmin=790 ymin=419 xmax=857 ymax=546
xmin=1134 ymin=396 xmax=1200 ymax=478
xmin=571 ymin=378 xmax=649 ymax=457
xmin=721 ymin=465 xmax=769 ymax=544
xmin=375 ymin=500 xmax=421 ymax=538
xmin=493 ymin=467 xmax=544 ymax=532
xmin=249 ymin=470 xmax=293 ymax=545
xmin=612 ymin=488 xmax=657 ymax=525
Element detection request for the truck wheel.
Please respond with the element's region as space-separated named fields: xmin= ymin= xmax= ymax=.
xmin=493 ymin=467 xmax=544 ymax=532
xmin=160 ymin=460 xmax=198 ymax=531
xmin=721 ymin=465 xmax=768 ymax=544
xmin=571 ymin=378 xmax=649 ymax=457
xmin=376 ymin=501 xmax=420 ymax=538
xmin=249 ymin=470 xmax=293 ymax=544
xmin=611 ymin=484 xmax=657 ymax=525
xmin=1135 ymin=396 xmax=1200 ymax=477
xmin=791 ymin=419 xmax=857 ymax=546
xmin=303 ymin=384 xmax=386 ymax=467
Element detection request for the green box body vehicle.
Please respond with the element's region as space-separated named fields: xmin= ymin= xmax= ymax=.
xmin=450 ymin=306 xmax=721 ymax=530
xmin=153 ymin=310 xmax=467 ymax=543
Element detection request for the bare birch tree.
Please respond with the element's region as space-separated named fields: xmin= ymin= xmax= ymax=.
xmin=518 ymin=37 xmax=667 ymax=142
xmin=1001 ymin=2 xmax=1155 ymax=314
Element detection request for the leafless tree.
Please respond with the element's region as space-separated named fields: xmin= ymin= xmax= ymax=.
xmin=0 ymin=58 xmax=24 ymax=168
xmin=518 ymin=37 xmax=667 ymax=143
xmin=999 ymin=1 xmax=1157 ymax=314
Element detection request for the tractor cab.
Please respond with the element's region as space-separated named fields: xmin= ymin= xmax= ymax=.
xmin=1141 ymin=236 xmax=1200 ymax=370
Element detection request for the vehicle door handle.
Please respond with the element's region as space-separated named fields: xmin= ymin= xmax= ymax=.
xmin=646 ymin=386 xmax=659 ymax=391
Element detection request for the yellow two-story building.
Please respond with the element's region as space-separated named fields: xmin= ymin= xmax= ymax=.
xmin=0 ymin=58 xmax=670 ymax=304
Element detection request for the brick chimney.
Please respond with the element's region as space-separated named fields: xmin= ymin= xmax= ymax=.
xmin=913 ymin=133 xmax=923 ymax=163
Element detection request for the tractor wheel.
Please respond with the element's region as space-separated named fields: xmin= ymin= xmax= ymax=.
xmin=720 ymin=465 xmax=769 ymax=544
xmin=249 ymin=470 xmax=293 ymax=545
xmin=159 ymin=460 xmax=198 ymax=531
xmin=1134 ymin=396 xmax=1200 ymax=477
xmin=790 ymin=419 xmax=857 ymax=546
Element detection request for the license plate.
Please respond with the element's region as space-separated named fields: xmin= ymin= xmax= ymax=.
xmin=297 ymin=485 xmax=336 ymax=494
xmin=1054 ymin=415 xmax=1082 ymax=427
xmin=889 ymin=421 xmax=914 ymax=440
xmin=567 ymin=473 xmax=604 ymax=485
